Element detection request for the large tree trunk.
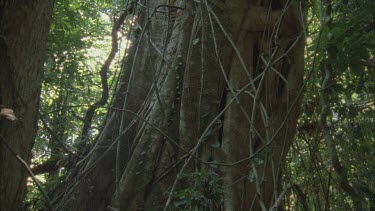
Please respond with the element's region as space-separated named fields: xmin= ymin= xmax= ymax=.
xmin=0 ymin=1 xmax=54 ymax=210
xmin=57 ymin=1 xmax=305 ymax=210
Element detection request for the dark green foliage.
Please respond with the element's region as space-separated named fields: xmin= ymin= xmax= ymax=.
xmin=26 ymin=0 xmax=119 ymax=209
xmin=286 ymin=0 xmax=375 ymax=210
xmin=25 ymin=0 xmax=375 ymax=210
xmin=174 ymin=172 xmax=224 ymax=210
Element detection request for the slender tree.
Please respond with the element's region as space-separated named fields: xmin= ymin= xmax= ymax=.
xmin=55 ymin=0 xmax=305 ymax=210
xmin=0 ymin=1 xmax=54 ymax=210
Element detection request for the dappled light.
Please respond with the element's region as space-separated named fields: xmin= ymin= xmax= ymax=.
xmin=0 ymin=0 xmax=374 ymax=210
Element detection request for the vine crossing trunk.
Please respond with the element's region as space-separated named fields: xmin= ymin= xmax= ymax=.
xmin=59 ymin=1 xmax=305 ymax=210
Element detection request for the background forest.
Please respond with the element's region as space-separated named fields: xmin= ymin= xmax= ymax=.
xmin=0 ymin=0 xmax=374 ymax=210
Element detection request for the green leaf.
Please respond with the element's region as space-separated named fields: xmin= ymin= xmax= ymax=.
xmin=254 ymin=157 xmax=264 ymax=165
xmin=349 ymin=60 xmax=364 ymax=76
xmin=192 ymin=38 xmax=200 ymax=45
xmin=248 ymin=170 xmax=256 ymax=183
xmin=71 ymin=2 xmax=80 ymax=10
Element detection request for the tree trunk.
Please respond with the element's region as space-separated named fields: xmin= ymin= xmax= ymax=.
xmin=0 ymin=1 xmax=54 ymax=210
xmin=57 ymin=1 xmax=305 ymax=210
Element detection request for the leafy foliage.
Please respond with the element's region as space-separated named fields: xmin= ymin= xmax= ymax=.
xmin=26 ymin=0 xmax=125 ymax=209
xmin=285 ymin=0 xmax=375 ymax=210
xmin=24 ymin=0 xmax=375 ymax=210
xmin=174 ymin=172 xmax=223 ymax=210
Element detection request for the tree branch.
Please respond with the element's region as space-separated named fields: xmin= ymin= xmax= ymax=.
xmin=269 ymin=183 xmax=292 ymax=211
xmin=319 ymin=1 xmax=363 ymax=210
xmin=31 ymin=159 xmax=60 ymax=175
xmin=0 ymin=135 xmax=54 ymax=211
xmin=80 ymin=2 xmax=135 ymax=142
xmin=39 ymin=112 xmax=78 ymax=158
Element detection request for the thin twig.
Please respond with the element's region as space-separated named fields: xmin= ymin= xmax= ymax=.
xmin=0 ymin=135 xmax=54 ymax=211
xmin=39 ymin=112 xmax=79 ymax=159
xmin=269 ymin=183 xmax=292 ymax=211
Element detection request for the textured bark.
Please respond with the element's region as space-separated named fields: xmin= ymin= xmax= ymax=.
xmin=59 ymin=4 xmax=158 ymax=210
xmin=0 ymin=0 xmax=54 ymax=210
xmin=58 ymin=0 xmax=305 ymax=210
xmin=221 ymin=1 xmax=305 ymax=209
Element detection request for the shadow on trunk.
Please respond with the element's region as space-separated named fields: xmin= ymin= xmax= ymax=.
xmin=52 ymin=1 xmax=305 ymax=210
